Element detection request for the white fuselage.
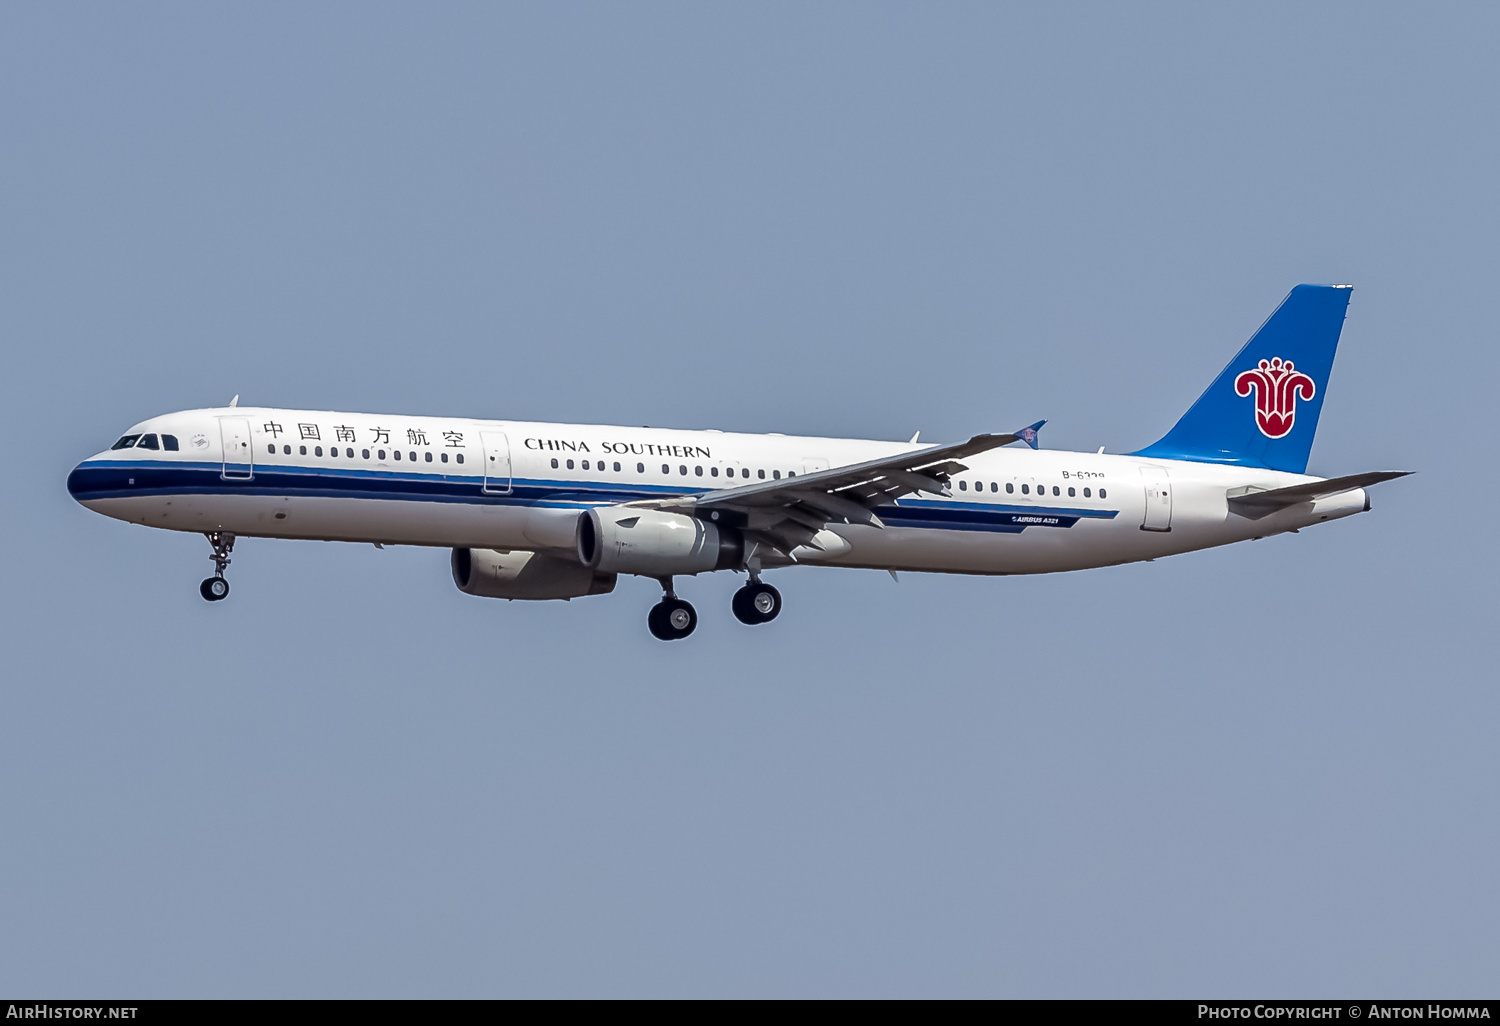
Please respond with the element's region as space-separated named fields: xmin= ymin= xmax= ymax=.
xmin=68 ymin=406 xmax=1369 ymax=576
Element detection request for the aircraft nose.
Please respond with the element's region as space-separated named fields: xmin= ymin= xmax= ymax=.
xmin=67 ymin=461 xmax=102 ymax=504
xmin=67 ymin=462 xmax=87 ymax=501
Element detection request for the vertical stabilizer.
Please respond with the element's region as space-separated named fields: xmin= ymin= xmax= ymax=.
xmin=1131 ymin=284 xmax=1351 ymax=473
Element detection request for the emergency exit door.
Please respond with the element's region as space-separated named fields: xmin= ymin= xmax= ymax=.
xmin=481 ymin=431 xmax=512 ymax=495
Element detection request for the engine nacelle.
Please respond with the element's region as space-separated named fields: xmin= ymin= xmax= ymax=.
xmin=451 ymin=547 xmax=616 ymax=601
xmin=576 ymin=507 xmax=741 ymax=577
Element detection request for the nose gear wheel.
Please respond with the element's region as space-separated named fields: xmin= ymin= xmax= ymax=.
xmin=200 ymin=532 xmax=235 ymax=602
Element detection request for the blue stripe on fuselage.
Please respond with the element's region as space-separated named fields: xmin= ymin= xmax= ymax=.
xmin=66 ymin=460 xmax=1120 ymax=533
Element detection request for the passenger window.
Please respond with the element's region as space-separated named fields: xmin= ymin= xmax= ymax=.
xmin=137 ymin=434 xmax=159 ymax=450
xmin=758 ymin=470 xmax=766 ymax=479
xmin=455 ymin=454 xmax=464 ymax=464
xmin=1083 ymin=487 xmax=1091 ymax=497
xmin=711 ymin=467 xmax=719 ymax=477
xmin=425 ymin=452 xmax=432 ymax=462
xmin=637 ymin=463 xmax=645 ymax=473
xmin=1006 ymin=483 xmax=1014 ymax=493
xmin=614 ymin=462 xmax=621 ymax=472
xmin=1052 ymin=486 xmax=1060 ymax=496
xmin=1068 ymin=486 xmax=1075 ymax=497
xmin=1099 ymin=488 xmax=1106 ymax=499
xmin=284 ymin=444 xmax=292 ymax=455
xmin=1021 ymin=484 xmax=1029 ymax=494
xmin=316 ymin=446 xmax=324 ymax=457
xmin=662 ymin=464 xmax=670 ymax=474
xmin=741 ymin=468 xmax=749 ymax=478
xmin=409 ymin=452 xmax=417 ymax=462
xmin=300 ymin=445 xmax=307 ymax=456
xmin=551 ymin=458 xmax=558 ymax=469
xmin=363 ymin=449 xmax=371 ymax=459
xmin=959 ymin=480 xmax=967 ymax=491
xmin=566 ymin=459 xmax=574 ymax=470
xmin=377 ymin=449 xmax=386 ymax=460
xmin=441 ymin=453 xmax=449 ymax=463
xmin=394 ymin=450 xmax=401 ymax=460
xmin=111 ymin=435 xmax=140 ymax=450
xmin=695 ymin=466 xmax=703 ymax=476
xmin=680 ymin=465 xmax=687 ymax=475
xmin=162 ymin=435 xmax=179 ymax=451
xmin=990 ymin=482 xmax=997 ymax=492
xmin=268 ymin=444 xmax=276 ymax=454
xmin=773 ymin=470 xmax=781 ymax=479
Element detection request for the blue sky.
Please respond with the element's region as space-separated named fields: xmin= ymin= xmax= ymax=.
xmin=1 ymin=2 xmax=1495 ymax=996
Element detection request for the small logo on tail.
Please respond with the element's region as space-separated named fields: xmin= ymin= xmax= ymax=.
xmin=1235 ymin=358 xmax=1316 ymax=439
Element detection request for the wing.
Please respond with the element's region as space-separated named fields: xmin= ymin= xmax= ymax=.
xmin=1227 ymin=470 xmax=1411 ymax=520
xmin=634 ymin=427 xmax=1039 ymax=560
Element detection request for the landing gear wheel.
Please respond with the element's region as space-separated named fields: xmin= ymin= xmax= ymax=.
xmin=732 ymin=582 xmax=781 ymax=625
xmin=201 ymin=532 xmax=235 ymax=601
xmin=648 ymin=598 xmax=698 ymax=641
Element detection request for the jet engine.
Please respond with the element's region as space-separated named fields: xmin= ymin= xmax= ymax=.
xmin=576 ymin=507 xmax=741 ymax=577
xmin=451 ymin=547 xmax=616 ymax=601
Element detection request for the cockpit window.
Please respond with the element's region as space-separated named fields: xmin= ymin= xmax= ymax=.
xmin=136 ymin=433 xmax=160 ymax=450
xmin=161 ymin=434 xmax=179 ymax=451
xmin=111 ymin=435 xmax=141 ymax=450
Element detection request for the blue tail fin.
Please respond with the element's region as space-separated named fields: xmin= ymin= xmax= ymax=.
xmin=1131 ymin=284 xmax=1351 ymax=473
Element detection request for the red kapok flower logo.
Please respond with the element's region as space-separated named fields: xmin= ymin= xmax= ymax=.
xmin=1234 ymin=358 xmax=1316 ymax=439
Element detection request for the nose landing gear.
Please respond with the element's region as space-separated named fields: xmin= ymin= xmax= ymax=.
xmin=648 ymin=576 xmax=698 ymax=641
xmin=200 ymin=531 xmax=234 ymax=602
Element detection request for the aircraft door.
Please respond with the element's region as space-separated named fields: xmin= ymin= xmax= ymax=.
xmin=481 ymin=431 xmax=512 ymax=495
xmin=1140 ymin=466 xmax=1172 ymax=531
xmin=220 ymin=417 xmax=253 ymax=480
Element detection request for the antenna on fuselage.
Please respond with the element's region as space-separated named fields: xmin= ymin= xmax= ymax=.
xmin=229 ymin=395 xmax=239 ymax=408
xmin=908 ymin=431 xmax=920 ymax=444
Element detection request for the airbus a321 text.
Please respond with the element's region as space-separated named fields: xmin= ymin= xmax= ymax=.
xmin=69 ymin=285 xmax=1408 ymax=640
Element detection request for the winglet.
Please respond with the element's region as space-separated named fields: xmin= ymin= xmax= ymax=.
xmin=1014 ymin=420 xmax=1046 ymax=450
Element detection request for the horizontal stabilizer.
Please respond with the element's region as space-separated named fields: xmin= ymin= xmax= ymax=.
xmin=1227 ymin=471 xmax=1411 ymax=520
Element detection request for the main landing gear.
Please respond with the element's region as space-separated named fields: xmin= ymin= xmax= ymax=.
xmin=646 ymin=574 xmax=784 ymax=641
xmin=731 ymin=581 xmax=782 ymax=625
xmin=199 ymin=531 xmax=234 ymax=602
xmin=648 ymin=577 xmax=698 ymax=641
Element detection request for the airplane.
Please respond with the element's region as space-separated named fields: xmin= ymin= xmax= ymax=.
xmin=67 ymin=284 xmax=1408 ymax=641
